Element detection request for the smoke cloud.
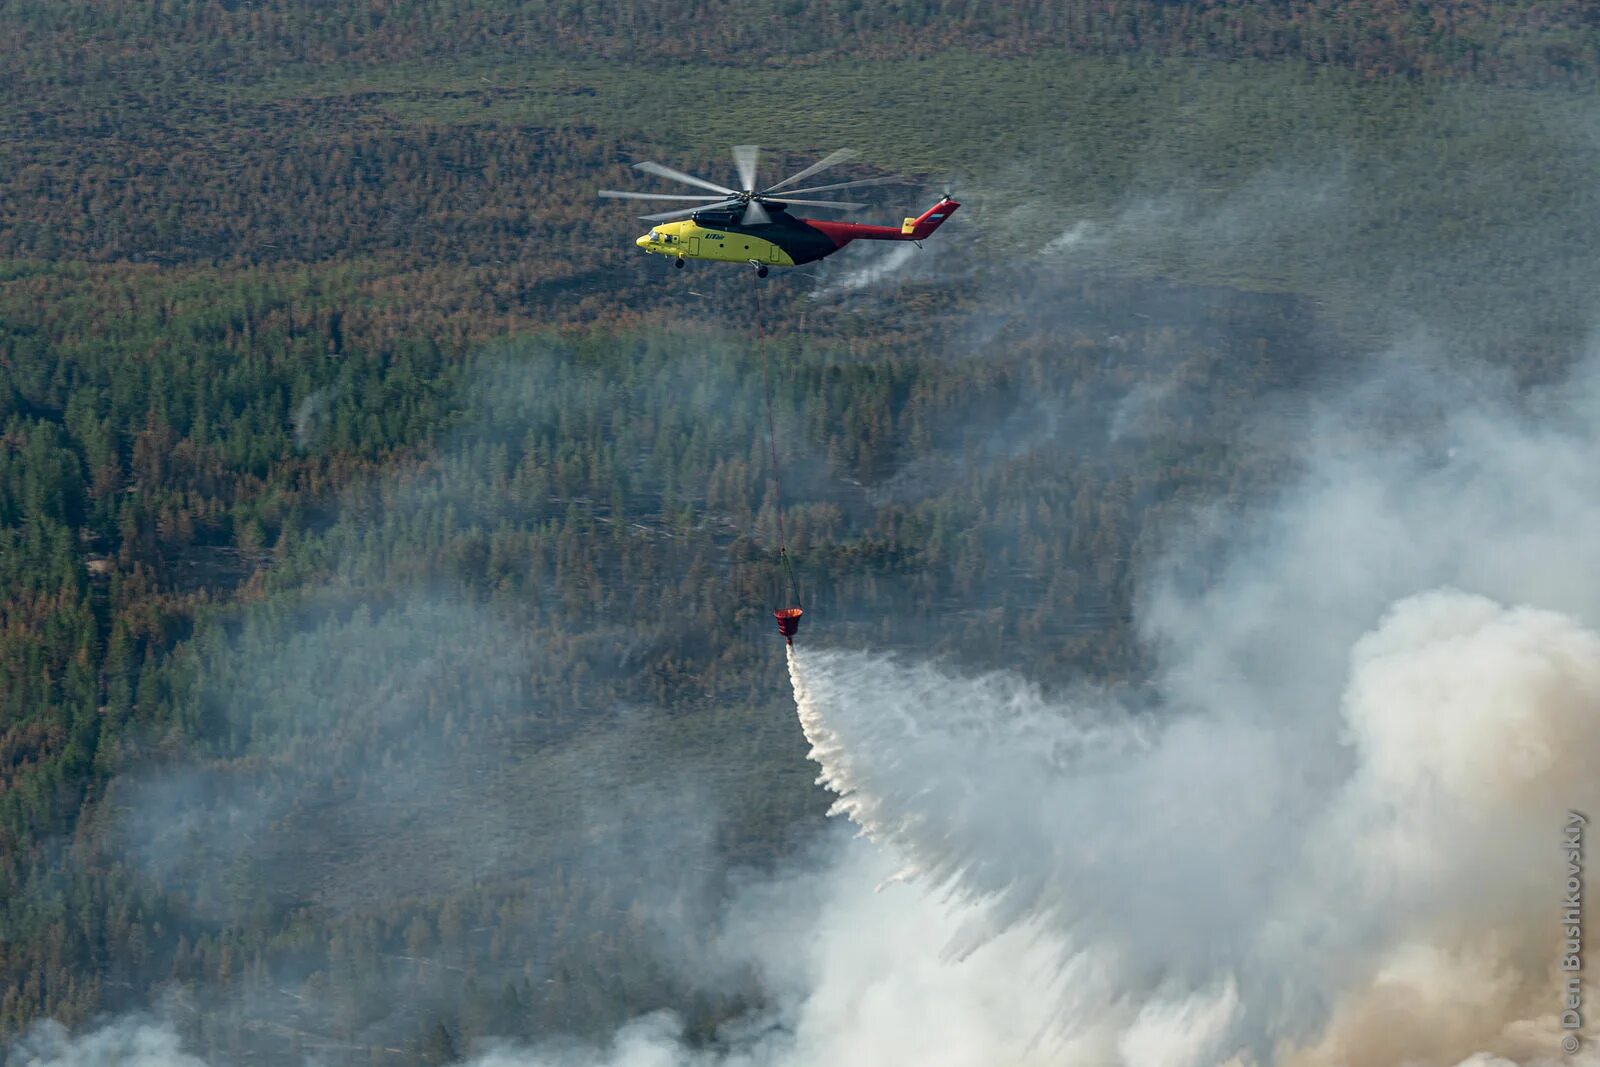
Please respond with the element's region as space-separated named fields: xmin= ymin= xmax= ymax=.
xmin=777 ymin=345 xmax=1600 ymax=1066
xmin=377 ymin=347 xmax=1600 ymax=1067
xmin=789 ymin=594 xmax=1600 ymax=1066
xmin=809 ymin=242 xmax=924 ymax=298
xmin=6 ymin=1017 xmax=209 ymax=1067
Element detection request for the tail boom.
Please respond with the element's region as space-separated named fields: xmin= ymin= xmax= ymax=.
xmin=804 ymin=197 xmax=959 ymax=248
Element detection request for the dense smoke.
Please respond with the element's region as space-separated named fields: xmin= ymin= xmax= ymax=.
xmin=6 ymin=1018 xmax=209 ymax=1067
xmin=790 ymin=597 xmax=1600 ymax=1066
xmin=781 ymin=349 xmax=1600 ymax=1066
xmin=463 ymin=346 xmax=1600 ymax=1066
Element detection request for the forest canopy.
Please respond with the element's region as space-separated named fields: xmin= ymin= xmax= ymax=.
xmin=2 ymin=2 xmax=1597 ymax=1061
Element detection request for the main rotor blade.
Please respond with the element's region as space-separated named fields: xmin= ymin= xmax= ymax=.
xmin=600 ymin=190 xmax=730 ymax=202
xmin=762 ymin=197 xmax=867 ymax=212
xmin=632 ymin=161 xmax=738 ymax=196
xmin=732 ymin=144 xmax=761 ymax=193
xmin=741 ymin=199 xmax=771 ymax=226
xmin=763 ymin=148 xmax=858 ymax=193
xmin=639 ymin=199 xmax=742 ymax=222
xmin=774 ymin=175 xmax=903 ymax=196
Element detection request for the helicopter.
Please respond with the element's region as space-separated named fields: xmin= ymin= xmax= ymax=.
xmin=599 ymin=145 xmax=958 ymax=277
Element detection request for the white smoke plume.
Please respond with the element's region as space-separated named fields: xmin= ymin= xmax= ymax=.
xmin=788 ymin=599 xmax=1600 ymax=1066
xmin=291 ymin=384 xmax=334 ymax=449
xmin=465 ymin=839 xmax=1071 ymax=1067
xmin=6 ymin=1018 xmax=209 ymax=1067
xmin=780 ymin=348 xmax=1600 ymax=1066
xmin=20 ymin=362 xmax=1600 ymax=1067
xmin=447 ymin=349 xmax=1600 ymax=1067
xmin=809 ymin=241 xmax=924 ymax=298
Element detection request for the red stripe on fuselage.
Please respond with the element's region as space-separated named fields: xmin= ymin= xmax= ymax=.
xmin=802 ymin=198 xmax=960 ymax=249
xmin=802 ymin=219 xmax=903 ymax=248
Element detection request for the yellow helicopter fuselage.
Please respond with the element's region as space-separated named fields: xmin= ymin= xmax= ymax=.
xmin=636 ymin=220 xmax=798 ymax=267
xmin=631 ymin=198 xmax=960 ymax=271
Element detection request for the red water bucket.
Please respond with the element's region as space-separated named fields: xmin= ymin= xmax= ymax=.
xmin=774 ymin=607 xmax=803 ymax=642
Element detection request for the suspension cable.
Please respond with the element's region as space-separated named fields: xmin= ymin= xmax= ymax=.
xmin=756 ymin=277 xmax=801 ymax=609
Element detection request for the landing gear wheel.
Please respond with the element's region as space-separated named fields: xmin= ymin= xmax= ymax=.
xmin=756 ymin=265 xmax=769 ymax=278
xmin=674 ymin=257 xmax=685 ymax=269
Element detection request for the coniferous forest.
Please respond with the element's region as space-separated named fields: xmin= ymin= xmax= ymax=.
xmin=3 ymin=2 xmax=1600 ymax=1063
